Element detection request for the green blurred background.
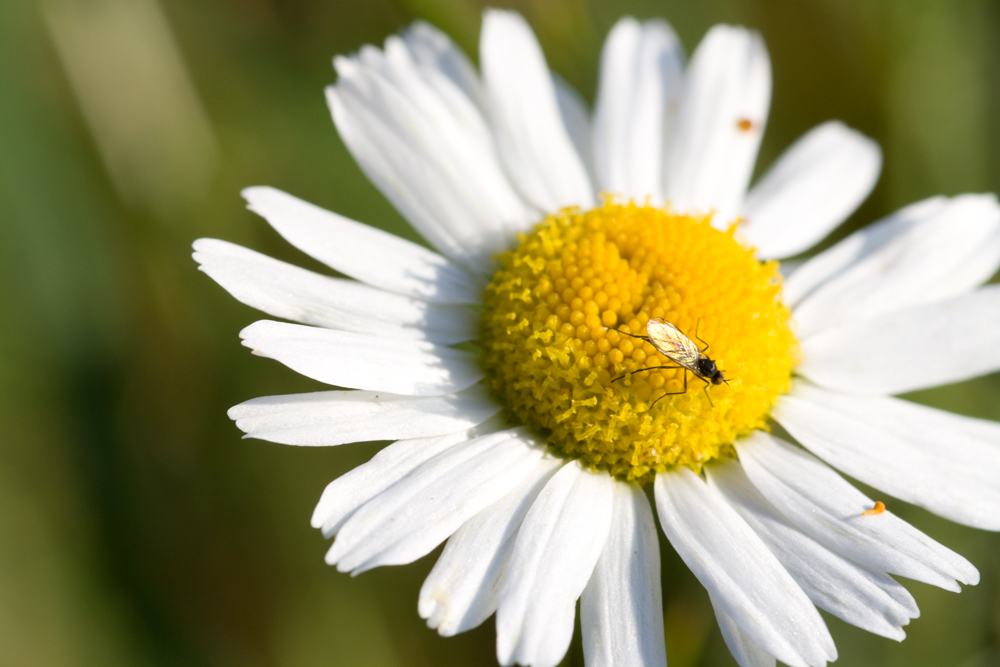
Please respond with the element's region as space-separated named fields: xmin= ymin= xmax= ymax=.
xmin=1 ymin=0 xmax=998 ymax=665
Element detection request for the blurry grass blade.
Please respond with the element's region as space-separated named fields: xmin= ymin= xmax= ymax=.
xmin=42 ymin=0 xmax=218 ymax=221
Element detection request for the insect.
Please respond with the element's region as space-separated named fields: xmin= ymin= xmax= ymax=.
xmin=610 ymin=318 xmax=728 ymax=406
xmin=862 ymin=501 xmax=886 ymax=516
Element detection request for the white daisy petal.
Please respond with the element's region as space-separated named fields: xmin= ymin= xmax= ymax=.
xmin=401 ymin=20 xmax=485 ymax=111
xmin=783 ymin=196 xmax=947 ymax=308
xmin=310 ymin=416 xmax=507 ymax=537
xmin=329 ymin=49 xmax=536 ymax=271
xmin=356 ymin=36 xmax=488 ymax=146
xmin=593 ymin=17 xmax=684 ymax=204
xmin=653 ymin=468 xmax=834 ymax=667
xmin=775 ymin=382 xmax=1000 ymax=530
xmin=496 ymin=462 xmax=614 ymax=667
xmin=193 ymin=239 xmax=477 ymax=343
xmin=664 ymin=24 xmax=771 ymax=226
xmin=480 ymin=9 xmax=594 ymax=212
xmin=359 ymin=34 xmax=539 ymax=232
xmin=742 ymin=121 xmax=881 ymax=260
xmin=241 ymin=186 xmax=481 ymax=304
xmin=419 ymin=456 xmax=565 ymax=637
xmin=581 ymin=482 xmax=667 ymax=667
xmin=709 ymin=460 xmax=918 ymax=640
xmin=327 ymin=427 xmax=546 ymax=574
xmin=240 ymin=320 xmax=483 ymax=396
xmin=551 ymin=74 xmax=594 ymax=184
xmin=791 ymin=194 xmax=1000 ymax=336
xmin=709 ymin=594 xmax=776 ymax=667
xmin=736 ymin=431 xmax=979 ymax=591
xmin=328 ymin=85 xmax=476 ymax=268
xmin=228 ymin=384 xmax=501 ymax=448
xmin=798 ymin=283 xmax=1000 ymax=395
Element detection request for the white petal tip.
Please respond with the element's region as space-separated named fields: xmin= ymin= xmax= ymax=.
xmin=324 ymin=84 xmax=339 ymax=107
xmin=238 ymin=321 xmax=265 ymax=340
xmin=191 ymin=237 xmax=214 ymax=254
xmin=332 ymin=55 xmax=356 ymax=78
xmin=495 ymin=646 xmax=514 ymax=667
xmin=240 ymin=185 xmax=274 ymax=204
xmin=483 ymin=7 xmax=519 ymax=22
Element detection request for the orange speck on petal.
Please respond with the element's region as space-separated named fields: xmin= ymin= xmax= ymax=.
xmin=862 ymin=501 xmax=886 ymax=516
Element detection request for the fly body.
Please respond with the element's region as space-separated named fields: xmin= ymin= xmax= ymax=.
xmin=644 ymin=318 xmax=726 ymax=385
xmin=610 ymin=318 xmax=728 ymax=405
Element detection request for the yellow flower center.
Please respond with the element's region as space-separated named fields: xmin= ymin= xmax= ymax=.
xmin=480 ymin=200 xmax=798 ymax=484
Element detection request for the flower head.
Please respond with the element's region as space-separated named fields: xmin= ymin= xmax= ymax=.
xmin=195 ymin=9 xmax=1000 ymax=667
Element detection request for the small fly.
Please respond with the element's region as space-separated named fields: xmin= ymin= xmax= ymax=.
xmin=610 ymin=318 xmax=728 ymax=406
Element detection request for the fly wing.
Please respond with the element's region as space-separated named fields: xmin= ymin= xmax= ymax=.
xmin=645 ymin=318 xmax=702 ymax=371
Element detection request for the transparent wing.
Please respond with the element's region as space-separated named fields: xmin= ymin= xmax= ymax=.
xmin=645 ymin=318 xmax=703 ymax=371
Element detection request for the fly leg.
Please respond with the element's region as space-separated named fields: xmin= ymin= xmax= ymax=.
xmin=610 ymin=327 xmax=651 ymax=344
xmin=693 ymin=318 xmax=710 ymax=353
xmin=699 ymin=376 xmax=715 ymax=407
xmin=649 ymin=369 xmax=689 ymax=407
xmin=611 ymin=364 xmax=683 ymax=383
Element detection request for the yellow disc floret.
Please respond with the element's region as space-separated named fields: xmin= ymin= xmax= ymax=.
xmin=480 ymin=199 xmax=798 ymax=484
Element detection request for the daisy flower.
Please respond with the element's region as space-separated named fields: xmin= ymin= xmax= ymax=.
xmin=194 ymin=10 xmax=1000 ymax=667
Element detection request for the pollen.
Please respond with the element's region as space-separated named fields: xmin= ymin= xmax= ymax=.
xmin=862 ymin=501 xmax=886 ymax=516
xmin=479 ymin=199 xmax=798 ymax=484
